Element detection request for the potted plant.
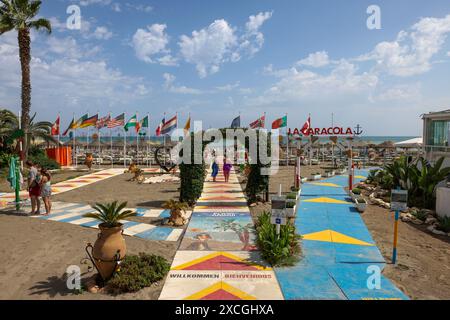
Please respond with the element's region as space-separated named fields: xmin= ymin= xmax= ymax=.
xmin=163 ymin=199 xmax=189 ymax=227
xmin=350 ymin=188 xmax=362 ymax=201
xmin=354 ymin=195 xmax=367 ymax=213
xmin=286 ymin=200 xmax=296 ymax=218
xmin=83 ymin=201 xmax=137 ymax=280
xmin=311 ymin=173 xmax=322 ymax=181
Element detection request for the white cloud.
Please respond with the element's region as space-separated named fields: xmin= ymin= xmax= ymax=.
xmin=92 ymin=26 xmax=113 ymax=40
xmin=297 ymin=51 xmax=330 ymax=68
xmin=370 ymin=84 xmax=421 ymax=102
xmin=215 ymin=82 xmax=240 ymax=91
xmin=163 ymin=73 xmax=202 ymax=95
xmin=360 ymin=14 xmax=450 ymax=76
xmin=252 ymin=60 xmax=378 ymax=105
xmin=125 ymin=3 xmax=153 ymax=13
xmin=179 ymin=19 xmax=237 ymax=78
xmin=239 ymin=11 xmax=273 ymax=57
xmin=0 ymin=31 xmax=150 ymax=114
xmin=79 ymin=0 xmax=111 ymax=7
xmin=111 ymin=3 xmax=121 ymax=12
xmin=179 ymin=12 xmax=272 ymax=77
xmin=132 ymin=24 xmax=172 ymax=64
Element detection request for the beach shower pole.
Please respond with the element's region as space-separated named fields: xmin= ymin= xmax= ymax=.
xmin=348 ymin=138 xmax=354 ymax=191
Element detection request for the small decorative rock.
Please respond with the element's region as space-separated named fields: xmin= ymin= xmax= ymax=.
xmin=411 ymin=218 xmax=424 ymax=225
xmin=425 ymin=217 xmax=438 ymax=225
xmin=432 ymin=229 xmax=447 ymax=236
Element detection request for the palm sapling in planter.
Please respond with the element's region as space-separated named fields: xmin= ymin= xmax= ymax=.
xmin=83 ymin=201 xmax=137 ymax=280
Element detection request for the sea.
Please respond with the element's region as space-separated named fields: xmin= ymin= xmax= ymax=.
xmin=58 ymin=136 xmax=419 ymax=145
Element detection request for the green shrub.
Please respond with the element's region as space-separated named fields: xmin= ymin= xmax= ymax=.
xmin=286 ymin=201 xmax=296 ymax=209
xmin=178 ymin=132 xmax=207 ymax=205
xmin=245 ymin=130 xmax=271 ymax=203
xmin=286 ymin=192 xmax=297 ymax=200
xmin=0 ymin=151 xmax=12 ymax=168
xmin=107 ymin=253 xmax=170 ymax=293
xmin=256 ymin=212 xmax=301 ymax=267
xmin=290 ymin=186 xmax=299 ymax=192
xmin=437 ymin=216 xmax=450 ymax=233
xmin=29 ymin=153 xmax=60 ymax=170
xmin=411 ymin=209 xmax=428 ymax=222
xmin=352 ymin=188 xmax=362 ymax=195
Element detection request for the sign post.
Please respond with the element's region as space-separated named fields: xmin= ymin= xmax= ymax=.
xmin=390 ymin=189 xmax=408 ymax=264
xmin=271 ymin=194 xmax=287 ymax=238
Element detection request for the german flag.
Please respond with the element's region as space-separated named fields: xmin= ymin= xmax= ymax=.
xmin=78 ymin=114 xmax=99 ymax=129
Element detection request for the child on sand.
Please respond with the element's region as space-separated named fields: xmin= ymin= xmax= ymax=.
xmin=40 ymin=168 xmax=52 ymax=215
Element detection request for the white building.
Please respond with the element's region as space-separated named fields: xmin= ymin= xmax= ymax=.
xmin=422 ymin=109 xmax=450 ymax=168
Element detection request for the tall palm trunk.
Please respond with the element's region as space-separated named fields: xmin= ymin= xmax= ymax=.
xmin=18 ymin=28 xmax=31 ymax=158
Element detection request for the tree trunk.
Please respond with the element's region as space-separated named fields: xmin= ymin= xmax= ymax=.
xmin=18 ymin=28 xmax=32 ymax=158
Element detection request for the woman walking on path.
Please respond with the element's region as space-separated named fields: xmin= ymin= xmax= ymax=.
xmin=26 ymin=160 xmax=41 ymax=215
xmin=223 ymin=158 xmax=233 ymax=183
xmin=40 ymin=168 xmax=52 ymax=215
xmin=211 ymin=157 xmax=219 ymax=182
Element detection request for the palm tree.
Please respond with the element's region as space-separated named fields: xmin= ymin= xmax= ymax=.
xmin=0 ymin=0 xmax=52 ymax=157
xmin=0 ymin=108 xmax=57 ymax=151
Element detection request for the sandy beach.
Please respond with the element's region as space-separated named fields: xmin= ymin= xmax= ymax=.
xmin=0 ymin=171 xmax=183 ymax=300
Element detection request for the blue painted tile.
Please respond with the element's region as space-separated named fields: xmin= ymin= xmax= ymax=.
xmin=134 ymin=227 xmax=174 ymax=240
xmin=327 ymin=264 xmax=409 ymax=300
xmin=275 ymin=261 xmax=346 ymax=300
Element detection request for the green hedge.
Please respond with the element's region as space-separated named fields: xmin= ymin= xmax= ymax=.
xmin=245 ymin=130 xmax=271 ymax=202
xmin=179 ymin=132 xmax=207 ymax=205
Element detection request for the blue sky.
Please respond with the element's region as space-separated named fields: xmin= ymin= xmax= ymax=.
xmin=1 ymin=0 xmax=450 ymax=136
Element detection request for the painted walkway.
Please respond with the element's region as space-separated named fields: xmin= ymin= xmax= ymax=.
xmin=159 ymin=165 xmax=284 ymax=300
xmin=275 ymin=169 xmax=409 ymax=300
xmin=23 ymin=201 xmax=190 ymax=242
xmin=0 ymin=168 xmax=125 ymax=208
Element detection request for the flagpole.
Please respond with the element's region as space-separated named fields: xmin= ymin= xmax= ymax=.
xmin=163 ymin=112 xmax=166 ymax=166
xmin=73 ymin=113 xmax=77 ymax=168
xmin=57 ymin=112 xmax=60 ymax=147
xmin=147 ymin=113 xmax=150 ymax=167
xmin=286 ymin=113 xmax=289 ymax=167
xmin=109 ymin=112 xmax=113 ymax=168
xmin=136 ymin=112 xmax=139 ymax=166
xmin=97 ymin=111 xmax=100 ymax=168
xmin=331 ymin=113 xmax=335 ymax=169
xmin=124 ymin=112 xmax=127 ymax=168
xmin=309 ymin=113 xmax=312 ymax=167
xmin=86 ymin=111 xmax=90 ymax=153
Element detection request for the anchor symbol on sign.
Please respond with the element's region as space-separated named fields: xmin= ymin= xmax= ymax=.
xmin=354 ymin=124 xmax=363 ymax=136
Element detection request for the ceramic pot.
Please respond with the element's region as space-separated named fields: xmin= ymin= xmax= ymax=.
xmin=92 ymin=223 xmax=126 ymax=280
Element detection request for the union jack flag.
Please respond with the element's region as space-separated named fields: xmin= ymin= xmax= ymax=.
xmin=96 ymin=115 xmax=111 ymax=129
xmin=107 ymin=113 xmax=125 ymax=129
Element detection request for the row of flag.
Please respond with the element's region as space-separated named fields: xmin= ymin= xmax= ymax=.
xmin=230 ymin=114 xmax=311 ymax=135
xmin=51 ymin=113 xmax=190 ymax=138
xmin=51 ymin=113 xmax=311 ymax=138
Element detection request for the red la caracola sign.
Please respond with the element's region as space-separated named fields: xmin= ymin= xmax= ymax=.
xmin=288 ymin=127 xmax=359 ymax=136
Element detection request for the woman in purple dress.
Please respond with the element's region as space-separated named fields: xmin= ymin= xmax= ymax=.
xmin=223 ymin=158 xmax=233 ymax=183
